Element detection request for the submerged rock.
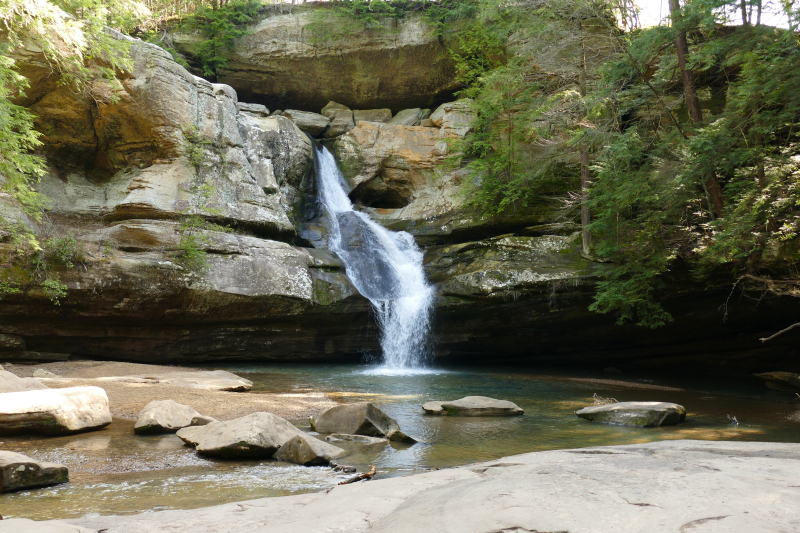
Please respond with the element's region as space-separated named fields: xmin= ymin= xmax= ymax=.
xmin=310 ymin=402 xmax=416 ymax=443
xmin=176 ymin=412 xmax=303 ymax=458
xmin=0 ymin=369 xmax=48 ymax=393
xmin=134 ymin=400 xmax=215 ymax=434
xmin=274 ymin=433 xmax=345 ymax=466
xmin=576 ymin=401 xmax=686 ymax=427
xmin=422 ymin=396 xmax=524 ymax=416
xmin=0 ymin=451 xmax=68 ymax=493
xmin=324 ymin=433 xmax=388 ymax=445
xmin=0 ymin=386 xmax=112 ymax=435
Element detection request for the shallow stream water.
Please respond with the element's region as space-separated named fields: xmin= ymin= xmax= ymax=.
xmin=3 ymin=364 xmax=799 ymax=520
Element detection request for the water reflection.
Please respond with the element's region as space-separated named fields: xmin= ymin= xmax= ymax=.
xmin=2 ymin=364 xmax=798 ymax=520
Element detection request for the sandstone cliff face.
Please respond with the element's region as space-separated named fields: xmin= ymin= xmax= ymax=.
xmin=173 ymin=8 xmax=460 ymax=112
xmin=2 ymin=25 xmax=798 ymax=373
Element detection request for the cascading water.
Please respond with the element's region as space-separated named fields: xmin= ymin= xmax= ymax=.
xmin=312 ymin=143 xmax=435 ymax=372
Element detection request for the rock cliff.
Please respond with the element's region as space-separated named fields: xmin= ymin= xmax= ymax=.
xmin=1 ymin=20 xmax=798 ymax=374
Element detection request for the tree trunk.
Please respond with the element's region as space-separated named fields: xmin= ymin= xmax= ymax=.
xmin=578 ymin=18 xmax=591 ymax=255
xmin=740 ymin=0 xmax=749 ymax=25
xmin=581 ymin=145 xmax=591 ymax=255
xmin=670 ymin=0 xmax=725 ymax=217
xmin=757 ymin=0 xmax=762 ymax=25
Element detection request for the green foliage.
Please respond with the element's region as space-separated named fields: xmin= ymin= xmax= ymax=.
xmin=180 ymin=0 xmax=260 ymax=78
xmin=41 ymin=278 xmax=68 ymax=305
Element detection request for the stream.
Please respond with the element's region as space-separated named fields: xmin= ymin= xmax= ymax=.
xmin=3 ymin=364 xmax=799 ymax=520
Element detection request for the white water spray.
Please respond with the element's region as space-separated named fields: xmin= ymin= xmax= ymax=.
xmin=313 ymin=144 xmax=435 ymax=372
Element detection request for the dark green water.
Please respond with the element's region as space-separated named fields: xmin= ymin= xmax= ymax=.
xmin=2 ymin=364 xmax=799 ymax=520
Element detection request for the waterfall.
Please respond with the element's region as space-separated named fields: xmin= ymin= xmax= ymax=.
xmin=312 ymin=143 xmax=435 ymax=372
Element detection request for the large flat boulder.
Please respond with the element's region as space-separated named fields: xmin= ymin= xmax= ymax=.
xmin=422 ymin=396 xmax=523 ymax=416
xmin=283 ymin=109 xmax=330 ymax=136
xmin=576 ymin=401 xmax=686 ymax=427
xmin=0 ymin=369 xmax=49 ymax=393
xmin=39 ymin=441 xmax=800 ymax=532
xmin=321 ymin=101 xmax=355 ymax=138
xmin=274 ymin=433 xmax=345 ymax=466
xmin=0 ymin=451 xmax=68 ymax=493
xmin=134 ymin=400 xmax=215 ymax=435
xmin=176 ymin=412 xmax=303 ymax=458
xmin=0 ymin=386 xmax=112 ymax=435
xmin=39 ymin=370 xmax=253 ymax=392
xmin=309 ymin=402 xmax=415 ymax=443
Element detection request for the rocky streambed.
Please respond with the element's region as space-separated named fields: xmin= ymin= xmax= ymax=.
xmin=2 ymin=362 xmax=800 ymax=522
xmin=5 ymin=440 xmax=800 ymax=533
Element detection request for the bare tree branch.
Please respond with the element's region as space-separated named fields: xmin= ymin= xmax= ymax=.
xmin=760 ymin=322 xmax=800 ymax=343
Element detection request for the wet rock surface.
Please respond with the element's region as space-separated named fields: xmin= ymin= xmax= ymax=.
xmin=0 ymin=451 xmax=68 ymax=493
xmin=753 ymin=371 xmax=800 ymax=392
xmin=273 ymin=433 xmax=345 ymax=466
xmin=16 ymin=440 xmax=800 ymax=533
xmin=324 ymin=433 xmax=388 ymax=445
xmin=576 ymin=401 xmax=687 ymax=427
xmin=0 ymin=386 xmax=112 ymax=436
xmin=422 ymin=396 xmax=524 ymax=416
xmin=310 ymin=402 xmax=416 ymax=443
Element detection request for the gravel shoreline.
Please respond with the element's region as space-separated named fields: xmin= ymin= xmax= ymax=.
xmin=3 ymin=361 xmax=336 ymax=422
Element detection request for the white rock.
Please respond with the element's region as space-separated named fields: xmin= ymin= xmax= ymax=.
xmin=0 ymin=369 xmax=48 ymax=393
xmin=47 ymin=441 xmax=800 ymax=533
xmin=422 ymin=396 xmax=523 ymax=416
xmin=0 ymin=386 xmax=112 ymax=435
xmin=134 ymin=400 xmax=215 ymax=434
xmin=576 ymin=401 xmax=686 ymax=427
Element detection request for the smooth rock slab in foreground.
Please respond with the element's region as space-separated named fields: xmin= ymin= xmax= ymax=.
xmin=576 ymin=401 xmax=686 ymax=427
xmin=19 ymin=440 xmax=800 ymax=533
xmin=176 ymin=412 xmax=302 ymax=459
xmin=0 ymin=386 xmax=112 ymax=435
xmin=310 ymin=402 xmax=416 ymax=443
xmin=0 ymin=451 xmax=68 ymax=493
xmin=273 ymin=433 xmax=345 ymax=466
xmin=134 ymin=400 xmax=216 ymax=434
xmin=422 ymin=396 xmax=523 ymax=416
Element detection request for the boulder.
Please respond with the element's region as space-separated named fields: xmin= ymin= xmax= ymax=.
xmin=309 ymin=402 xmax=416 ymax=443
xmin=41 ymin=370 xmax=253 ymax=392
xmin=274 ymin=433 xmax=345 ymax=466
xmin=353 ymin=109 xmax=392 ymax=124
xmin=134 ymin=400 xmax=215 ymax=434
xmin=283 ymin=109 xmax=330 ymax=136
xmin=0 ymin=386 xmax=111 ymax=435
xmin=430 ymin=99 xmax=475 ymax=138
xmin=576 ymin=401 xmax=686 ymax=427
xmin=753 ymin=371 xmax=800 ymax=392
xmin=422 ymin=396 xmax=524 ymax=416
xmin=321 ymin=101 xmax=355 ymax=138
xmin=0 ymin=451 xmax=68 ymax=493
xmin=324 ymin=433 xmax=388 ymax=445
xmin=176 ymin=412 xmax=303 ymax=458
xmin=0 ymin=369 xmax=49 ymax=393
xmin=237 ymin=102 xmax=270 ymax=116
xmin=388 ymin=108 xmax=422 ymax=125
xmin=33 ymin=369 xmax=58 ymax=378
xmin=0 ymin=333 xmax=25 ymax=351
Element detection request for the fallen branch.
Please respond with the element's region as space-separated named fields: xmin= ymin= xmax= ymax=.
xmin=338 ymin=465 xmax=376 ymax=485
xmin=760 ymin=322 xmax=800 ymax=343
